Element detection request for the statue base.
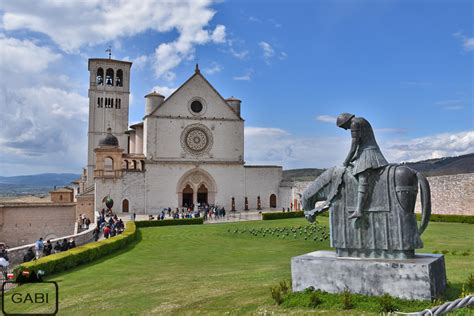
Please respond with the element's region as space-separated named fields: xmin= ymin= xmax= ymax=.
xmin=291 ymin=250 xmax=446 ymax=300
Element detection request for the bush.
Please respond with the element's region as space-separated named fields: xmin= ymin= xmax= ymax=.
xmin=135 ymin=218 xmax=204 ymax=228
xmin=270 ymin=280 xmax=290 ymax=305
xmin=15 ymin=222 xmax=137 ymax=278
xmin=467 ymin=273 xmax=474 ymax=292
xmin=415 ymin=213 xmax=474 ymax=224
xmin=341 ymin=288 xmax=354 ymax=310
xmin=378 ymin=293 xmax=398 ymax=313
xmin=262 ymin=211 xmax=304 ymax=220
xmin=308 ymin=291 xmax=322 ymax=308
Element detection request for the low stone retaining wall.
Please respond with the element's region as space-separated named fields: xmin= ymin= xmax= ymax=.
xmin=7 ymin=223 xmax=97 ymax=265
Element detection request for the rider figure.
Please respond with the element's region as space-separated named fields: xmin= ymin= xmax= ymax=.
xmin=337 ymin=113 xmax=388 ymax=219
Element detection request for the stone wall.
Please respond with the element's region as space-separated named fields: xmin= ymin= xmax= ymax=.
xmin=76 ymin=193 xmax=95 ymax=222
xmin=415 ymin=172 xmax=474 ymax=215
xmin=7 ymin=223 xmax=97 ymax=265
xmin=292 ymin=173 xmax=474 ymax=216
xmin=0 ymin=203 xmax=76 ymax=247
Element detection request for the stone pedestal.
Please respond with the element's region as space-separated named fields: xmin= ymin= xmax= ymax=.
xmin=291 ymin=251 xmax=446 ymax=300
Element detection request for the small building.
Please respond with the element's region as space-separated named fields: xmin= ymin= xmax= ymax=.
xmin=50 ymin=187 xmax=74 ymax=203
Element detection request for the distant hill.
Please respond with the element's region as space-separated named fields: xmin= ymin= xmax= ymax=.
xmin=283 ymin=153 xmax=474 ymax=182
xmin=282 ymin=168 xmax=326 ymax=182
xmin=0 ymin=173 xmax=80 ymax=197
xmin=404 ymin=153 xmax=474 ymax=177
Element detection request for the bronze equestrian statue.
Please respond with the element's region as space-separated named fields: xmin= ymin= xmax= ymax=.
xmin=302 ymin=113 xmax=431 ymax=259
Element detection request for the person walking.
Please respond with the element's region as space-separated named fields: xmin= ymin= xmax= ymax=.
xmin=34 ymin=238 xmax=44 ymax=259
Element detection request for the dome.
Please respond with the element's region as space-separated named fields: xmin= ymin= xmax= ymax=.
xmin=99 ymin=128 xmax=119 ymax=147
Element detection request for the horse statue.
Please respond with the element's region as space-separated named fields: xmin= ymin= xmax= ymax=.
xmin=301 ymin=163 xmax=431 ymax=259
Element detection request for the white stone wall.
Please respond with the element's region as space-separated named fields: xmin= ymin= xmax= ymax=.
xmin=244 ymin=166 xmax=282 ymax=209
xmin=144 ymin=73 xmax=243 ymax=162
xmin=95 ymin=171 xmax=146 ymax=214
xmin=145 ymin=117 xmax=243 ymax=162
xmin=95 ymin=163 xmax=285 ymax=213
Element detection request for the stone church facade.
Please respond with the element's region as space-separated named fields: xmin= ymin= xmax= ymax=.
xmin=84 ymin=58 xmax=292 ymax=214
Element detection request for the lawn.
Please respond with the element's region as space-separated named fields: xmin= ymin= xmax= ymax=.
xmin=3 ymin=217 xmax=474 ymax=315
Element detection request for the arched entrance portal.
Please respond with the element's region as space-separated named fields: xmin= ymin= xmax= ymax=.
xmin=269 ymin=194 xmax=277 ymax=208
xmin=177 ymin=168 xmax=217 ymax=207
xmin=122 ymin=199 xmax=129 ymax=212
xmin=182 ymin=184 xmax=193 ymax=207
xmin=197 ymin=184 xmax=208 ymax=205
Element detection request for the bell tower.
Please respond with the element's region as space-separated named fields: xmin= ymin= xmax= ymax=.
xmin=86 ymin=57 xmax=132 ymax=186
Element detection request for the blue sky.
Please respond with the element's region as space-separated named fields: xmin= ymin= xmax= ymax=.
xmin=0 ymin=0 xmax=472 ymax=176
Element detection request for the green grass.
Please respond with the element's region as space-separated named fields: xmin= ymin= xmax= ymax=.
xmin=3 ymin=218 xmax=474 ymax=315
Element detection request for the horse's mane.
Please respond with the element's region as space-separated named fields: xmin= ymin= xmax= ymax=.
xmin=302 ymin=166 xmax=345 ymax=212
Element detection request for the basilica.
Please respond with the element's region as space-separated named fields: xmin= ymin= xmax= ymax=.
xmin=80 ymin=57 xmax=294 ymax=214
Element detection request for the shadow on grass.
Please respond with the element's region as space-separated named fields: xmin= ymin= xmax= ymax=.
xmin=47 ymin=229 xmax=143 ymax=282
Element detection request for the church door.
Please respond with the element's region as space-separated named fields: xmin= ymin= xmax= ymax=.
xmin=182 ymin=184 xmax=193 ymax=208
xmin=269 ymin=194 xmax=277 ymax=208
xmin=122 ymin=199 xmax=129 ymax=213
xmin=197 ymin=184 xmax=208 ymax=205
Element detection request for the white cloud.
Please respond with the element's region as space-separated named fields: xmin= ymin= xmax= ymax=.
xmin=0 ymin=1 xmax=227 ymax=79
xmin=0 ymin=34 xmax=88 ymax=175
xmin=245 ymin=126 xmax=474 ymax=170
xmin=151 ymin=85 xmax=177 ymax=98
xmin=230 ymin=47 xmax=249 ymax=59
xmin=383 ymin=131 xmax=474 ymax=163
xmin=244 ymin=126 xmax=349 ymax=168
xmin=203 ymin=62 xmax=222 ymax=75
xmin=316 ymin=115 xmax=337 ymax=123
xmin=132 ymin=55 xmax=148 ymax=70
xmin=453 ymin=32 xmax=474 ymax=51
xmin=233 ymin=69 xmax=253 ymax=81
xmin=259 ymin=41 xmax=275 ymax=59
xmin=0 ymin=34 xmax=61 ymax=74
xmin=245 ymin=127 xmax=289 ymax=137
xmin=435 ymin=99 xmax=464 ymax=110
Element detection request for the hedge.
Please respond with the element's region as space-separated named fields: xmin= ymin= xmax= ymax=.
xmin=15 ymin=221 xmax=137 ymax=277
xmin=262 ymin=211 xmax=473 ymax=224
xmin=415 ymin=213 xmax=474 ymax=224
xmin=262 ymin=211 xmax=305 ymax=220
xmin=135 ymin=217 xmax=204 ymax=228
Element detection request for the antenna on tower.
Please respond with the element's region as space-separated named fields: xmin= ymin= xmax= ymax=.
xmin=105 ymin=46 xmax=112 ymax=59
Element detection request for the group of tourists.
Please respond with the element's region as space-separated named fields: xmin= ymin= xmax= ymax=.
xmin=23 ymin=237 xmax=76 ymax=263
xmin=96 ymin=208 xmax=125 ymax=240
xmin=77 ymin=213 xmax=92 ymax=231
xmin=144 ymin=204 xmax=226 ymax=221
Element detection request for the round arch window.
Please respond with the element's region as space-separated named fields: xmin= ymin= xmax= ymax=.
xmin=190 ymin=100 xmax=203 ymax=113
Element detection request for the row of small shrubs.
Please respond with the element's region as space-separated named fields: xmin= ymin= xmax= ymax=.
xmin=15 ymin=221 xmax=137 ymax=277
xmin=262 ymin=211 xmax=304 ymax=220
xmin=416 ymin=213 xmax=474 ymax=224
xmin=270 ymin=281 xmax=432 ymax=313
xmin=135 ymin=217 xmax=204 ymax=228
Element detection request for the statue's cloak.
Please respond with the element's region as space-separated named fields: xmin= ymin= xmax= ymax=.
xmin=329 ymin=165 xmax=423 ymax=252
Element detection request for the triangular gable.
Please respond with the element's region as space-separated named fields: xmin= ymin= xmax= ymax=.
xmin=148 ymin=71 xmax=242 ymax=120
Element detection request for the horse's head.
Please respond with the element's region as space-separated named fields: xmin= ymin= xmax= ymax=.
xmin=301 ymin=166 xmax=346 ymax=222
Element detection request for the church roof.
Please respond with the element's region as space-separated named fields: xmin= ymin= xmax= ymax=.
xmin=99 ymin=128 xmax=119 ymax=147
xmin=145 ymin=67 xmax=243 ymax=120
xmin=226 ymin=96 xmax=241 ymax=102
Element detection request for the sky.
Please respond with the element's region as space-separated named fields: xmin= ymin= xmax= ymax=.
xmin=0 ymin=0 xmax=473 ymax=176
